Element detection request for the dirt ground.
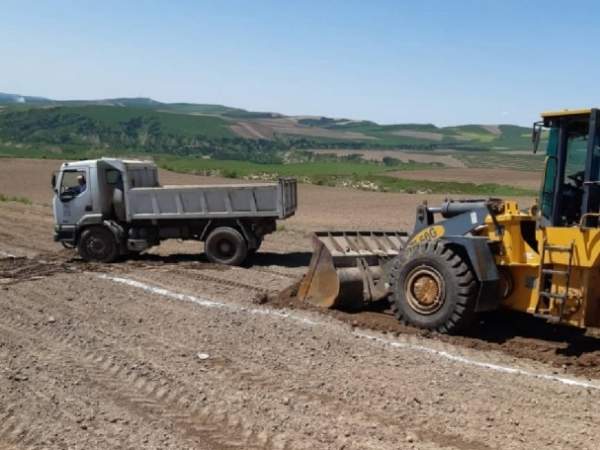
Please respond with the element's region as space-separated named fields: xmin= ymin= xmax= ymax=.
xmin=308 ymin=149 xmax=466 ymax=168
xmin=1 ymin=158 xmax=600 ymax=450
xmin=388 ymin=168 xmax=542 ymax=190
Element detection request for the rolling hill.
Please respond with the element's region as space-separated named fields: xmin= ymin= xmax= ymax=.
xmin=0 ymin=92 xmax=533 ymax=162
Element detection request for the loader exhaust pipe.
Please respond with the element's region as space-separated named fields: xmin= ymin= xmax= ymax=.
xmin=298 ymin=231 xmax=407 ymax=309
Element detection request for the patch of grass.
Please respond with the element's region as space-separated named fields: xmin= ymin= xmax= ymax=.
xmin=0 ymin=193 xmax=32 ymax=204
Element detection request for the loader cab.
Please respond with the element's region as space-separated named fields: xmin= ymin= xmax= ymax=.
xmin=535 ymin=108 xmax=600 ymax=227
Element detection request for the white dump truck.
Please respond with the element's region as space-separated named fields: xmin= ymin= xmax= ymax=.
xmin=52 ymin=158 xmax=297 ymax=265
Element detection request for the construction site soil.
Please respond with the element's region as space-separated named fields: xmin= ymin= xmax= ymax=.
xmin=1 ymin=159 xmax=599 ymax=450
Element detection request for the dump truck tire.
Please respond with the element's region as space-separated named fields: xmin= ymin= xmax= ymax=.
xmin=205 ymin=227 xmax=248 ymax=266
xmin=388 ymin=241 xmax=477 ymax=334
xmin=78 ymin=226 xmax=119 ymax=263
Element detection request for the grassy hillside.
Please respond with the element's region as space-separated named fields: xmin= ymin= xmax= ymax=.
xmin=0 ymin=105 xmax=288 ymax=161
xmin=0 ymin=93 xmax=542 ymax=196
xmin=294 ymin=119 xmax=531 ymax=149
xmin=0 ymin=92 xmax=533 ymax=151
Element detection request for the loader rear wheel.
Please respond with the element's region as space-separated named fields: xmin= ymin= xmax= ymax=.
xmin=78 ymin=226 xmax=119 ymax=263
xmin=388 ymin=241 xmax=477 ymax=334
xmin=205 ymin=227 xmax=248 ymax=266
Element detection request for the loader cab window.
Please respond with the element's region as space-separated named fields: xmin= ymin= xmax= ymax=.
xmin=561 ymin=135 xmax=588 ymax=224
xmin=540 ymin=128 xmax=558 ymax=222
xmin=586 ymin=135 xmax=600 ymax=217
xmin=539 ymin=112 xmax=600 ymax=226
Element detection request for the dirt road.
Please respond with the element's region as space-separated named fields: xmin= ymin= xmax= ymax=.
xmin=1 ymin=159 xmax=600 ymax=449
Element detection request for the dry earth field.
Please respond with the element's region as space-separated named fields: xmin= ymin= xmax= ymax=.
xmin=1 ymin=159 xmax=600 ymax=450
xmin=308 ymin=149 xmax=467 ymax=168
xmin=388 ymin=168 xmax=542 ymax=190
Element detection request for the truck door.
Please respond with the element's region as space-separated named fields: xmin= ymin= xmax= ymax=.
xmin=55 ymin=168 xmax=93 ymax=225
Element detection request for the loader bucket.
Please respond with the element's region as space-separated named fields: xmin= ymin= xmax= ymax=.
xmin=298 ymin=231 xmax=407 ymax=309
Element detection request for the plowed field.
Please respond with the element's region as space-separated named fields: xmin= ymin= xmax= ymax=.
xmin=1 ymin=159 xmax=599 ymax=450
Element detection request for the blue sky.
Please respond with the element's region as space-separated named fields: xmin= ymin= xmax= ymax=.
xmin=1 ymin=0 xmax=598 ymax=125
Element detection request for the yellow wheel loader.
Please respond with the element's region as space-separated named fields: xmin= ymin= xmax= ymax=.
xmin=299 ymin=109 xmax=600 ymax=334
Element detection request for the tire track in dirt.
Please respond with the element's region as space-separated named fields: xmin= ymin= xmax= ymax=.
xmin=252 ymin=267 xmax=300 ymax=280
xmin=5 ymin=251 xmax=600 ymax=382
xmin=120 ymin=259 xmax=294 ymax=292
xmin=4 ymin=268 xmax=598 ymax=448
xmin=99 ymin=272 xmax=600 ymax=393
xmin=3 ymin=276 xmax=498 ymax=450
xmin=2 ymin=280 xmax=377 ymax=449
xmin=0 ymin=380 xmax=90 ymax=450
xmin=0 ymin=293 xmax=290 ymax=450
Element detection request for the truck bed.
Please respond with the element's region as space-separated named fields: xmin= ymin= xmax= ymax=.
xmin=125 ymin=177 xmax=297 ymax=221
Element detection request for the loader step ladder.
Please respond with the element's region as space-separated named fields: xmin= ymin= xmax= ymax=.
xmin=534 ymin=240 xmax=575 ymax=322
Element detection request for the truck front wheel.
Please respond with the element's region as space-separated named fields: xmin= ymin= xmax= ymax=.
xmin=78 ymin=226 xmax=119 ymax=263
xmin=205 ymin=227 xmax=248 ymax=266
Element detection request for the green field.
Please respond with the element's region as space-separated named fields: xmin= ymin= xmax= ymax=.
xmin=158 ymin=157 xmax=535 ymax=197
xmin=159 ymin=157 xmax=434 ymax=177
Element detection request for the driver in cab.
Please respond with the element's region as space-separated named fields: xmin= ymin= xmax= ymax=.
xmin=70 ymin=175 xmax=86 ymax=195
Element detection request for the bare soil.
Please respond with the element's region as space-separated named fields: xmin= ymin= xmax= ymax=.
xmin=308 ymin=149 xmax=466 ymax=168
xmin=1 ymin=159 xmax=599 ymax=450
xmin=480 ymin=125 xmax=502 ymax=136
xmin=229 ymin=121 xmax=273 ymax=140
xmin=252 ymin=118 xmax=376 ymax=141
xmin=388 ymin=168 xmax=542 ymax=190
xmin=390 ymin=130 xmax=444 ymax=141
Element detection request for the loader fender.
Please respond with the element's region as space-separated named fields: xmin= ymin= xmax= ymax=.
xmin=442 ymin=236 xmax=501 ymax=312
xmin=410 ymin=225 xmax=445 ymax=246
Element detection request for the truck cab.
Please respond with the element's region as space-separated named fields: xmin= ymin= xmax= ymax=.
xmin=53 ymin=159 xmax=157 ymax=244
xmin=52 ymin=158 xmax=297 ymax=265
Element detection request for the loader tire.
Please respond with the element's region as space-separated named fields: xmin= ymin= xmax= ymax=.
xmin=205 ymin=227 xmax=248 ymax=266
xmin=78 ymin=226 xmax=119 ymax=263
xmin=388 ymin=241 xmax=477 ymax=334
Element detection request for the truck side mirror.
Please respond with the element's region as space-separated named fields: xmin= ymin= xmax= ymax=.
xmin=51 ymin=173 xmax=56 ymax=191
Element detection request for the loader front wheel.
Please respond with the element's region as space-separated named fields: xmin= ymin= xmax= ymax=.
xmin=78 ymin=226 xmax=119 ymax=263
xmin=389 ymin=241 xmax=477 ymax=334
xmin=205 ymin=227 xmax=248 ymax=266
